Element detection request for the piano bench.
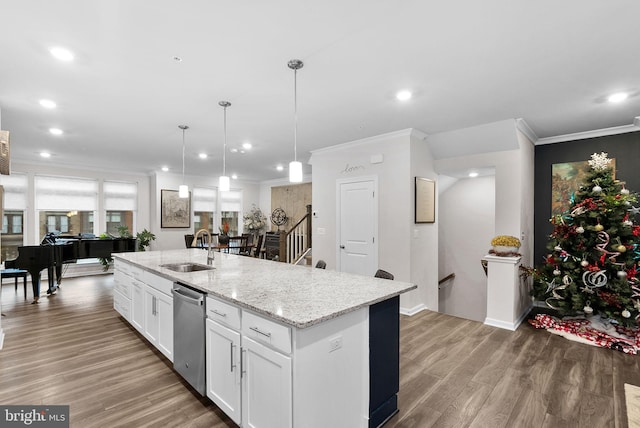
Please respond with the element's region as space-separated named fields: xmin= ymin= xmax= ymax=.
xmin=1 ymin=269 xmax=28 ymax=298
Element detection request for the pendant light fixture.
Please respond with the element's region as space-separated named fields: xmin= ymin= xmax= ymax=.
xmin=218 ymin=101 xmax=231 ymax=192
xmin=288 ymin=59 xmax=304 ymax=183
xmin=178 ymin=125 xmax=189 ymax=198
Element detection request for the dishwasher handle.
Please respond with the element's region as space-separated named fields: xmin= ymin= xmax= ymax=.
xmin=172 ymin=287 xmax=204 ymax=306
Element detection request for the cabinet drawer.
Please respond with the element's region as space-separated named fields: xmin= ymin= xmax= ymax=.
xmin=113 ymin=289 xmax=131 ymax=319
xmin=206 ymin=296 xmax=241 ymax=330
xmin=113 ymin=271 xmax=131 ymax=298
xmin=144 ymin=271 xmax=173 ymax=296
xmin=116 ymin=261 xmax=143 ymax=280
xmin=242 ymin=311 xmax=291 ymax=354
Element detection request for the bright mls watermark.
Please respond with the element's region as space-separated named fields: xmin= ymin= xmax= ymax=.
xmin=1 ymin=406 xmax=69 ymax=427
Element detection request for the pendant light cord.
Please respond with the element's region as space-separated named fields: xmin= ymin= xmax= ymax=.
xmin=182 ymin=127 xmax=186 ymax=184
xmin=223 ymin=105 xmax=227 ymax=176
xmin=294 ymin=67 xmax=298 ymax=162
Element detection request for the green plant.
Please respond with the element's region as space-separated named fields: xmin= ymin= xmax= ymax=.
xmin=136 ymin=228 xmax=156 ymax=251
xmin=98 ymin=232 xmax=114 ymax=271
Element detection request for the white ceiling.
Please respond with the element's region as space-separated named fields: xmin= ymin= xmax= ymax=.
xmin=1 ymin=0 xmax=639 ymax=182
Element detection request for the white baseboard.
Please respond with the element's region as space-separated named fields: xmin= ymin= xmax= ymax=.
xmin=484 ymin=306 xmax=532 ymax=331
xmin=400 ymin=304 xmax=427 ymax=316
xmin=0 ymin=329 xmax=4 ymax=350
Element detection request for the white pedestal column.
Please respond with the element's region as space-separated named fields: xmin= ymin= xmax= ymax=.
xmin=484 ymin=254 xmax=529 ymax=331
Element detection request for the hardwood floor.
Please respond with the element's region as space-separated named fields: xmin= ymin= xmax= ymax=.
xmin=1 ymin=275 xmax=637 ymax=427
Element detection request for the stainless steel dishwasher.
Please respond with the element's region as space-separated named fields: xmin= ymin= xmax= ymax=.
xmin=172 ymin=282 xmax=206 ymax=395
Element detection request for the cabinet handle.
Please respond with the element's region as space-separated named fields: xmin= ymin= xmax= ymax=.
xmin=230 ymin=343 xmax=236 ymax=372
xmin=241 ymin=348 xmax=246 ymax=377
xmin=211 ymin=309 xmax=227 ymax=318
xmin=153 ymin=296 xmax=157 ymax=315
xmin=249 ymin=326 xmax=272 ymax=338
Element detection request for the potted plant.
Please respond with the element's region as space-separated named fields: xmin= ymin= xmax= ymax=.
xmin=136 ymin=228 xmax=156 ymax=251
xmin=219 ymin=222 xmax=230 ymax=245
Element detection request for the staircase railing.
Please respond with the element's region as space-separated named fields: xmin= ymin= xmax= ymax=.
xmin=279 ymin=205 xmax=312 ymax=263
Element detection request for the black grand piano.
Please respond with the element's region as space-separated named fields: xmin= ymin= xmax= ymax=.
xmin=5 ymin=233 xmax=136 ymax=303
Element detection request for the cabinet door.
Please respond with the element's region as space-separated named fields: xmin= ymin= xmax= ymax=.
xmin=156 ymin=291 xmax=173 ymax=362
xmin=206 ymin=319 xmax=241 ymax=425
xmin=242 ymin=336 xmax=292 ymax=428
xmin=144 ymin=288 xmax=159 ymax=345
xmin=130 ymin=280 xmax=145 ymax=333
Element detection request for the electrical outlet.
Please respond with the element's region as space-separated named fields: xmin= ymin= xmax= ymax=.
xmin=329 ymin=336 xmax=342 ymax=352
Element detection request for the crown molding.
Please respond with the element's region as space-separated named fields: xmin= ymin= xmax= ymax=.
xmin=536 ymin=124 xmax=639 ymax=145
xmin=515 ymin=118 xmax=538 ymax=143
xmin=310 ymin=128 xmax=427 ymax=155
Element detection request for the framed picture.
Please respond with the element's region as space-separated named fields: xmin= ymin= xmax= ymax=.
xmin=415 ymin=177 xmax=435 ymax=223
xmin=551 ymin=159 xmax=616 ymax=215
xmin=161 ymin=189 xmax=190 ymax=228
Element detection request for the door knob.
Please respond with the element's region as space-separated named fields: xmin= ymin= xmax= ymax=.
xmin=340 ymin=245 xmax=345 ymax=249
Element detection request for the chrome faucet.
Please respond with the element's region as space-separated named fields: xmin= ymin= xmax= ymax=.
xmin=193 ymin=229 xmax=214 ymax=265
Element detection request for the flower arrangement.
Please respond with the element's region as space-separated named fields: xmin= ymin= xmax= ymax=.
xmin=490 ymin=235 xmax=521 ymax=256
xmin=243 ymin=205 xmax=267 ymax=233
xmin=219 ymin=221 xmax=230 ymax=236
xmin=491 ymin=235 xmax=521 ymax=247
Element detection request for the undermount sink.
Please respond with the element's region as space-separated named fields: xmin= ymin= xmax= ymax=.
xmin=160 ymin=262 xmax=215 ymax=272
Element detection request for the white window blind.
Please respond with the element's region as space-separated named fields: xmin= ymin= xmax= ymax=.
xmin=0 ymin=172 xmax=27 ymax=210
xmin=104 ymin=180 xmax=137 ymax=211
xmin=220 ymin=189 xmax=242 ymax=212
xmin=193 ymin=187 xmax=217 ymax=212
xmin=35 ymin=175 xmax=98 ymax=210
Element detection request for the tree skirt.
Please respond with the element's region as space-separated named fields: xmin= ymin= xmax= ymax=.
xmin=529 ymin=314 xmax=640 ymax=355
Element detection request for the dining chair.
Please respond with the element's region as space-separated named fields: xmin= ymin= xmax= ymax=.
xmin=374 ymin=269 xmax=394 ymax=280
xmin=252 ymin=234 xmax=264 ymax=258
xmin=228 ymin=236 xmax=249 ymax=255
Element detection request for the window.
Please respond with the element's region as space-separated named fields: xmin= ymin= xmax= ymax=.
xmin=104 ymin=181 xmax=137 ymax=235
xmin=35 ymin=175 xmax=98 ymax=238
xmin=0 ymin=172 xmax=27 ymax=261
xmin=193 ymin=187 xmax=217 ymax=233
xmin=220 ymin=189 xmax=242 ymax=236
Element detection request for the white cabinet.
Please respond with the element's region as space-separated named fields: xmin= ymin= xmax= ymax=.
xmin=206 ymin=296 xmax=292 ymax=428
xmin=206 ymin=318 xmax=241 ymax=424
xmin=114 ymin=260 xmax=173 ymax=362
xmin=242 ymin=336 xmax=292 ymax=428
xmin=143 ymin=280 xmax=173 ymax=362
xmin=130 ymin=279 xmax=145 ymax=333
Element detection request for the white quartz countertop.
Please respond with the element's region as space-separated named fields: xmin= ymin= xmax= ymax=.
xmin=113 ymin=249 xmax=416 ymax=329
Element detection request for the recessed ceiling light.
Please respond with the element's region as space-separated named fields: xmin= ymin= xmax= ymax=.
xmin=173 ymin=56 xmax=182 ymax=62
xmin=49 ymin=128 xmax=63 ymax=135
xmin=276 ymin=165 xmax=284 ymax=171
xmin=231 ymin=174 xmax=238 ymax=180
xmin=50 ymin=47 xmax=74 ymax=61
xmin=161 ymin=166 xmax=169 ymax=172
xmin=396 ymin=90 xmax=412 ymax=101
xmin=198 ymin=153 xmax=207 ymax=159
xmin=608 ymin=92 xmax=628 ymax=103
xmin=40 ymin=152 xmax=51 ymax=158
xmin=230 ymin=148 xmax=238 ymax=153
xmin=39 ymin=99 xmax=57 ymax=109
xmin=242 ymin=142 xmax=252 ymax=150
xmin=468 ymin=171 xmax=479 ymax=178
xmin=239 ymin=150 xmax=245 ymax=154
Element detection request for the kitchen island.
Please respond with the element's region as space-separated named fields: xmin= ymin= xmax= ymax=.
xmin=113 ymin=249 xmax=416 ymax=428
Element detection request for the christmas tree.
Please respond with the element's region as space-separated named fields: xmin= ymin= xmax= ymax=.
xmin=532 ymin=152 xmax=640 ymax=327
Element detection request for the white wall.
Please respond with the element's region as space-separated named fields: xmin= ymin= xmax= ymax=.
xmin=408 ymin=132 xmax=438 ymax=313
xmin=150 ymin=171 xmax=261 ymax=251
xmin=438 ymin=175 xmax=495 ymax=322
xmin=309 ymin=129 xmax=437 ymax=314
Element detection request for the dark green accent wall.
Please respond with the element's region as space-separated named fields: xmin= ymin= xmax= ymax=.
xmin=534 ymin=131 xmax=640 ymax=265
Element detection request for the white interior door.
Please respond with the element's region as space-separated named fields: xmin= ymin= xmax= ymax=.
xmin=337 ymin=178 xmax=377 ymax=275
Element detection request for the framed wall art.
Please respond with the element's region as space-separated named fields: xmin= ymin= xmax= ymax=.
xmin=551 ymin=159 xmax=616 ymax=215
xmin=161 ymin=189 xmax=190 ymax=228
xmin=415 ymin=177 xmax=435 ymax=223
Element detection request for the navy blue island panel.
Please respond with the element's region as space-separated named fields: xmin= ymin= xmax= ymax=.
xmin=369 ymin=296 xmax=400 ymax=427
